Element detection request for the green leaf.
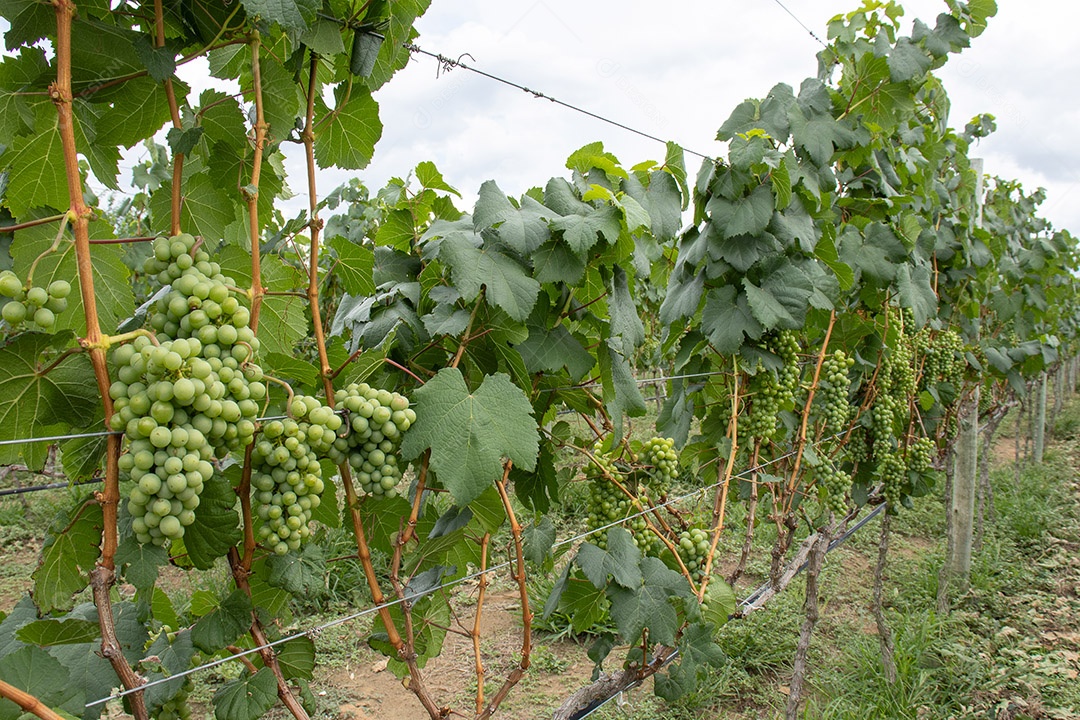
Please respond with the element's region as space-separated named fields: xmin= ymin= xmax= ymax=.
xmin=199 ymin=90 xmax=247 ymax=149
xmin=328 ymin=236 xmax=375 ymax=296
xmin=213 ymin=668 xmax=278 ymax=720
xmin=511 ymin=444 xmax=559 ymax=513
xmin=150 ymin=174 xmax=236 ymax=242
xmin=707 ymin=225 xmax=780 ymax=272
xmin=607 ymin=264 xmax=645 ymax=358
xmin=561 ymin=577 xmax=608 ymax=634
xmin=705 ymin=184 xmax=774 ymax=239
xmin=373 ymin=208 xmax=416 ymax=250
xmin=240 ymin=0 xmax=317 ymax=30
xmin=606 ymin=556 xmax=690 ymax=646
xmin=262 ymin=352 xmax=319 ymax=387
xmin=94 ymin=77 xmax=176 ymax=149
xmin=356 ymin=494 xmax=411 ymax=555
xmin=0 ymin=646 xmax=77 ymax=720
xmin=275 ymin=636 xmax=316 ymax=681
xmin=473 ymin=181 xmax=550 ymax=255
xmin=166 ymin=126 xmax=204 ymax=156
xmin=2 ymin=109 xmax=68 ymax=215
xmin=600 ymin=340 xmax=647 ymax=441
xmin=552 ymin=206 xmax=621 ymax=254
xmin=400 ymin=368 xmax=538 ymax=506
xmin=415 ymin=161 xmax=460 ymax=196
xmin=15 ymin=619 xmax=99 ymax=646
xmin=183 ymin=473 xmax=241 ymax=570
xmin=523 ymin=516 xmax=556 ymax=566
xmin=888 ymin=37 xmax=932 ymax=82
xmin=514 ymin=322 xmax=594 ymax=382
xmin=701 ymin=286 xmax=762 ymax=354
xmin=531 ymin=240 xmax=586 ymax=285
xmin=468 ymin=485 xmax=506 ymax=533
xmin=895 ymin=262 xmax=937 ymax=327
xmin=114 ymin=535 xmax=167 ymax=591
xmin=438 ymin=234 xmax=540 ymax=322
xmin=58 ymin=432 xmax=107 ymax=483
xmin=566 ymin=142 xmax=628 ymax=180
xmin=575 ymin=529 xmax=642 ymax=590
xmin=32 ymin=503 xmax=102 ymax=614
xmin=301 ymin=18 xmax=346 ymax=56
xmin=815 ymin=225 xmax=854 ymax=290
xmin=743 ymin=277 xmax=794 ymax=329
xmin=191 ymin=590 xmax=253 ymax=654
xmin=314 ymin=89 xmax=382 ymax=170
xmin=265 ymin=542 xmax=326 ymax=596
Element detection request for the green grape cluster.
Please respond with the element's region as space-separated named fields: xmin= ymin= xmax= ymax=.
xmin=144 ymin=233 xmax=261 ymax=364
xmin=907 ymin=436 xmax=935 ymax=474
xmin=584 ymin=441 xmax=660 ymax=555
xmin=156 ymin=679 xmax=193 ymax=720
xmin=879 ymin=451 xmax=906 ymax=507
xmin=328 ymin=383 xmax=415 ymax=497
xmin=251 ymin=396 xmax=342 ymax=555
xmin=0 ymin=270 xmax=71 ymax=330
xmin=641 ymin=436 xmax=678 ymax=493
xmin=747 ymin=330 xmax=801 ymax=442
xmin=916 ymin=328 xmax=965 ymax=391
xmin=111 ymin=234 xmax=267 ymax=547
xmin=819 ymin=350 xmax=854 ymax=434
xmin=676 ymin=527 xmax=711 ymax=582
xmin=816 ymin=463 xmax=852 ymax=516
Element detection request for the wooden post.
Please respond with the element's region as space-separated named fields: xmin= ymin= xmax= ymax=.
xmin=1034 ymin=371 xmax=1047 ymax=463
xmin=946 ymin=158 xmax=983 ymax=589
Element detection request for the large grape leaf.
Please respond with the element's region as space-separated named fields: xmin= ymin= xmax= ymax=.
xmin=15 ymin=618 xmax=100 ymax=646
xmin=0 ymin=646 xmax=79 ymax=720
xmin=313 ymin=88 xmax=382 ymax=170
xmin=241 ymin=0 xmax=318 ymax=31
xmin=473 ymin=181 xmax=550 ymax=255
xmin=700 ymin=286 xmax=763 ymax=355
xmin=606 ymin=556 xmax=693 ymax=647
xmin=0 ymin=333 xmax=99 ymax=465
xmin=2 ymin=106 xmax=69 ymax=215
xmin=213 ymin=668 xmax=277 ymax=720
xmin=114 ymin=536 xmax=167 ymax=591
xmin=438 ymin=233 xmax=540 ymax=323
xmin=265 ymin=542 xmax=325 ymax=596
xmin=275 ymin=636 xmax=316 ymax=681
xmin=191 ymin=590 xmax=253 ymax=653
xmin=183 ymin=473 xmax=241 ymax=570
xmin=552 ymin=205 xmax=621 ymax=254
xmin=705 ymin=184 xmax=773 ymax=239
xmin=400 ymin=368 xmax=538 ymax=506
xmin=607 ymin=264 xmax=645 ymax=357
xmin=513 ymin=321 xmax=594 ymax=381
xmin=149 ymin=175 xmax=237 ymax=241
xmin=32 ymin=502 xmax=103 ymax=614
xmin=328 ymin=236 xmax=375 ymax=295
xmin=216 ymin=246 xmax=308 ymax=357
xmin=575 ymin=529 xmax=642 ymax=590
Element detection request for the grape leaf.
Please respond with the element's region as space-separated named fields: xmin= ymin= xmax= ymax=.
xmin=608 ymin=264 xmax=645 ymax=357
xmin=241 ymin=0 xmax=318 ymax=30
xmin=560 ymin=578 xmax=608 ymax=634
xmin=328 ymin=236 xmax=375 ymax=295
xmin=58 ymin=431 xmax=107 ymax=483
xmin=15 ymin=619 xmax=100 ymax=646
xmin=183 ymin=473 xmax=241 ymax=570
xmin=32 ymin=502 xmax=102 ymax=614
xmin=0 ymin=646 xmax=78 ymax=720
xmin=575 ymin=529 xmax=643 ymax=590
xmin=150 ymin=174 xmax=237 ymax=242
xmin=415 ymin=161 xmax=460 ymax=196
xmin=114 ymin=536 xmax=167 ymax=591
xmin=438 ymin=233 xmax=540 ymax=323
xmin=265 ymin=542 xmax=325 ymax=596
xmin=513 ymin=321 xmax=594 ymax=381
xmin=314 ymin=89 xmax=382 ymax=170
xmin=2 ymin=108 xmax=68 ymax=215
xmin=400 ymin=368 xmax=538 ymax=506
xmin=199 ymin=90 xmax=247 ymax=149
xmin=191 ymin=590 xmax=253 ymax=653
xmin=552 ymin=206 xmax=621 ymax=254
xmin=213 ymin=667 xmax=277 ymax=720
xmin=523 ymin=516 xmax=556 ymax=566
xmin=275 ymin=636 xmax=315 ymax=681
xmin=606 ymin=556 xmax=691 ymax=646
xmin=473 ymin=180 xmax=550 ymax=255
xmin=705 ymin=184 xmax=773 ymax=239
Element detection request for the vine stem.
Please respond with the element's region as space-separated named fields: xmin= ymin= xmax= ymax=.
xmin=246 ymin=31 xmax=267 ymax=329
xmin=153 ymin=0 xmax=183 ymax=235
xmin=478 ymin=462 xmax=531 ymax=720
xmin=698 ymin=366 xmax=739 ymax=600
xmin=0 ymin=678 xmax=65 ymax=720
xmin=782 ymin=310 xmax=836 ymax=516
xmin=296 ymin=47 xmax=440 ymax=718
xmin=472 ymin=533 xmax=491 ymax=717
xmin=0 ymin=213 xmax=66 ymax=234
xmin=728 ymin=440 xmax=761 ymax=586
xmin=872 ymin=511 xmax=897 ymax=683
xmin=50 ymin=0 xmax=147 ymax=715
xmin=451 ymin=291 xmax=485 ymax=368
xmin=784 ymin=527 xmax=831 ymax=720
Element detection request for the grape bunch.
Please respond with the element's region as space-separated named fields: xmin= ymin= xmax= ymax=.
xmin=641 ymin=436 xmax=678 ymax=494
xmin=916 ymin=328 xmax=965 ymax=392
xmin=327 ymin=383 xmax=415 ymax=497
xmin=584 ymin=441 xmax=660 ymax=555
xmin=816 ymin=463 xmax=852 ymax=516
xmin=906 ymin=436 xmax=935 ymax=475
xmin=155 ymin=678 xmax=193 ymax=720
xmin=251 ymin=396 xmax=342 ymax=555
xmin=0 ymin=270 xmax=71 ymax=330
xmin=676 ymin=527 xmax=711 ymax=582
xmin=819 ymin=350 xmax=854 ymax=435
xmin=879 ymin=451 xmax=906 ymax=507
xmin=746 ymin=331 xmax=800 ymax=442
xmin=143 ymin=233 xmax=261 ymax=365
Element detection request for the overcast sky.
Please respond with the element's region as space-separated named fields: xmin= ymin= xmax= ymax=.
xmin=284 ymin=0 xmax=1080 ymax=235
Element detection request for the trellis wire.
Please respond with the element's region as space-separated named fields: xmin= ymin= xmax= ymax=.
xmin=84 ymin=431 xmax=843 ymax=709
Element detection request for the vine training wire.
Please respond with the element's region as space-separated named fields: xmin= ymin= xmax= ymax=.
xmin=84 ymin=430 xmax=849 ymax=709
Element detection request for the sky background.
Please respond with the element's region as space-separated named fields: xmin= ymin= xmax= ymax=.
xmin=277 ymin=0 xmax=1080 ymax=235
